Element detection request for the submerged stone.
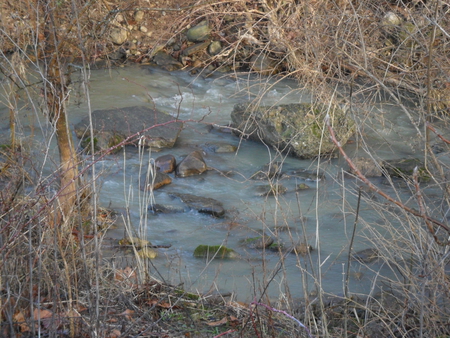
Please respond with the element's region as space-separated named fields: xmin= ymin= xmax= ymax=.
xmin=140 ymin=170 xmax=172 ymax=190
xmin=193 ymin=245 xmax=238 ymax=259
xmin=169 ymin=192 xmax=225 ymax=217
xmin=352 ymin=248 xmax=379 ymax=264
xmin=74 ymin=106 xmax=183 ymax=153
xmin=241 ymin=236 xmax=274 ymax=249
xmin=250 ymin=162 xmax=282 ymax=180
xmin=138 ymin=247 xmax=158 ymax=259
xmin=382 ymin=158 xmax=429 ymax=181
xmin=119 ymin=237 xmax=151 ymax=249
xmin=255 ymin=184 xmax=287 ymax=197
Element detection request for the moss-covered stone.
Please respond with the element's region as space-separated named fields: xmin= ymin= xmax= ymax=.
xmin=254 ymin=184 xmax=287 ymax=197
xmin=382 ymin=158 xmax=430 ymax=182
xmin=193 ymin=245 xmax=238 ymax=259
xmin=231 ymin=102 xmax=354 ymax=158
xmin=240 ymin=236 xmax=274 ymax=249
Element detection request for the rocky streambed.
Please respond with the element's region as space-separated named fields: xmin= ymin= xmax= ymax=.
xmin=59 ymin=64 xmax=447 ymax=301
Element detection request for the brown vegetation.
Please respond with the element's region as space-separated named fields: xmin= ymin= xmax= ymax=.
xmin=1 ymin=0 xmax=450 ymax=337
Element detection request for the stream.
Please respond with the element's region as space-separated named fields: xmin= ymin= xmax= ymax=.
xmin=1 ymin=64 xmax=443 ymax=303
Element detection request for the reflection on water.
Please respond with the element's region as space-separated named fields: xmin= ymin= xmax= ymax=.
xmin=0 ymin=64 xmax=434 ymax=302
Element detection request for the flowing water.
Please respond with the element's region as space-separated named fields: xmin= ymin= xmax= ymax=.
xmin=0 ymin=64 xmax=442 ymax=302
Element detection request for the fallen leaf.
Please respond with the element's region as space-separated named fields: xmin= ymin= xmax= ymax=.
xmin=33 ymin=308 xmax=53 ymax=321
xmin=148 ymin=299 xmax=174 ymax=309
xmin=207 ymin=317 xmax=228 ymax=327
xmin=229 ymin=315 xmax=240 ymax=327
xmin=119 ymin=309 xmax=135 ymax=321
xmin=107 ymin=329 xmax=121 ymax=338
xmin=14 ymin=311 xmax=30 ymax=332
xmin=34 ymin=308 xmax=60 ymax=330
xmin=115 ymin=266 xmax=137 ymax=281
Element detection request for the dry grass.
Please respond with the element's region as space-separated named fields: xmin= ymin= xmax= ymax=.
xmin=1 ymin=0 xmax=450 ymax=337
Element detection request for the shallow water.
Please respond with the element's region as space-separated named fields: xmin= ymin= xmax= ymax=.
xmin=0 ymin=64 xmax=445 ymax=303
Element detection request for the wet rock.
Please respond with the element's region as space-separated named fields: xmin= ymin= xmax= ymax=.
xmin=295 ymin=183 xmax=310 ymax=191
xmin=231 ymin=102 xmax=354 ymax=159
xmin=271 ymin=225 xmax=296 ymax=233
xmin=201 ymin=142 xmax=237 ymax=154
xmin=255 ymin=184 xmax=287 ymax=197
xmin=193 ymin=245 xmax=239 ymax=259
xmin=241 ymin=236 xmax=274 ymax=249
xmin=351 ymin=157 xmax=382 ymax=177
xmin=290 ymin=242 xmax=313 ymax=256
xmin=176 ymin=150 xmax=207 ymax=177
xmin=140 ymin=170 xmax=172 ymax=190
xmin=155 ymin=154 xmax=176 ymax=173
xmin=250 ymin=162 xmax=282 ymax=180
xmin=148 ymin=203 xmax=186 ymax=214
xmin=138 ymin=247 xmax=158 ymax=259
xmin=380 ymin=176 xmax=409 ymax=189
xmin=352 ymin=248 xmax=379 ymax=263
xmin=382 ymin=158 xmax=429 ymax=181
xmin=80 ymin=131 xmax=124 ymax=154
xmin=169 ymin=192 xmax=225 ymax=217
xmin=186 ymin=20 xmax=211 ymax=42
xmin=74 ymin=106 xmax=183 ymax=153
xmin=153 ymin=51 xmax=183 ymax=71
xmin=250 ymin=53 xmax=280 ymax=75
xmin=110 ymin=27 xmax=128 ymax=45
xmin=287 ymin=169 xmax=325 ymax=181
xmin=119 ymin=237 xmax=151 ymax=249
xmin=182 ymin=40 xmax=210 ymax=56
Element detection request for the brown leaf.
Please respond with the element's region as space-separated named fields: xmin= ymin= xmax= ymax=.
xmin=148 ymin=299 xmax=174 ymax=309
xmin=119 ymin=309 xmax=135 ymax=321
xmin=229 ymin=315 xmax=240 ymax=327
xmin=33 ymin=309 xmax=53 ymax=320
xmin=115 ymin=266 xmax=137 ymax=281
xmin=107 ymin=329 xmax=121 ymax=338
xmin=207 ymin=317 xmax=228 ymax=327
xmin=14 ymin=311 xmax=30 ymax=332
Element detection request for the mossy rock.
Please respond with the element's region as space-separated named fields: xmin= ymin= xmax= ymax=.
xmin=267 ymin=242 xmax=284 ymax=251
xmin=288 ymin=169 xmax=325 ymax=181
xmin=119 ymin=237 xmax=151 ymax=249
xmin=137 ymin=247 xmax=158 ymax=259
xmin=81 ymin=132 xmax=124 ymax=154
xmin=240 ymin=236 xmax=274 ymax=249
xmin=186 ymin=20 xmax=211 ymax=42
xmin=295 ymin=183 xmax=310 ymax=191
xmin=255 ymin=184 xmax=287 ymax=197
xmin=352 ymin=248 xmax=379 ymax=264
xmin=382 ymin=158 xmax=430 ymax=182
xmin=231 ymin=102 xmax=355 ymax=159
xmin=291 ymin=243 xmax=313 ymax=256
xmin=250 ymin=162 xmax=282 ymax=180
xmin=193 ymin=245 xmax=239 ymax=259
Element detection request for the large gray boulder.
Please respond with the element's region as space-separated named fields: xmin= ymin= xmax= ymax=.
xmin=74 ymin=106 xmax=183 ymax=153
xmin=231 ymin=102 xmax=354 ymax=158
